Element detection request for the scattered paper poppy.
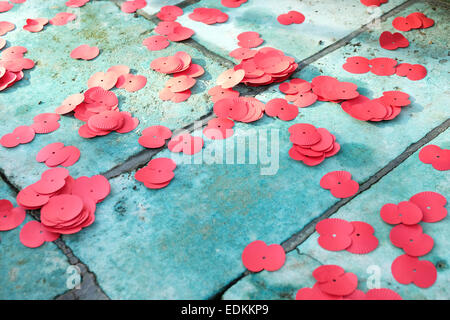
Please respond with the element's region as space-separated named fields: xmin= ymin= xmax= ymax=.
xmin=189 ymin=8 xmax=229 ymax=25
xmin=277 ymin=11 xmax=305 ymax=25
xmin=121 ymin=0 xmax=146 ymax=14
xmin=116 ymin=74 xmax=147 ymax=92
xmin=391 ymin=254 xmax=437 ymax=288
xmin=0 ymin=21 xmax=15 ymax=36
xmin=139 ymin=125 xmax=172 ymax=149
xmin=379 ymin=31 xmax=409 ymax=50
xmin=395 ymin=63 xmax=427 ymax=81
xmin=409 ymin=191 xmax=447 ymax=223
xmin=265 ymin=98 xmax=298 ymax=121
xmin=316 ymin=218 xmax=354 ymax=251
xmin=142 ymin=35 xmax=170 ymax=51
xmin=157 ymin=5 xmax=183 ymax=21
xmin=0 ymin=200 xmax=26 ymax=231
xmin=70 ymin=44 xmax=99 ymax=60
xmin=217 ymin=68 xmax=245 ymax=89
xmin=66 ymin=0 xmax=90 ymax=8
xmin=380 ymin=201 xmax=423 ymax=225
xmin=320 ymin=171 xmax=359 ymax=198
xmin=135 ymin=158 xmax=176 ymax=189
xmin=203 ymin=117 xmax=234 ymax=140
xmin=20 ymin=220 xmax=60 ymax=248
xmin=360 ymin=0 xmax=388 ymax=6
xmin=418 ymin=145 xmax=450 ymax=171
xmin=49 ymin=12 xmax=77 ymax=26
xmin=36 ymin=143 xmax=80 ymax=168
xmin=390 ymin=224 xmax=434 ymax=257
xmin=55 ymin=93 xmax=85 ymax=114
xmin=241 ymin=240 xmax=285 ymax=272
xmin=23 ymin=18 xmax=48 ymax=33
xmin=221 ymin=0 xmax=248 ymax=8
xmin=346 ymin=221 xmax=378 ymax=254
xmin=87 ymin=71 xmax=119 ymax=90
xmin=0 ymin=125 xmax=35 ymax=148
xmin=0 ymin=1 xmax=13 ymax=13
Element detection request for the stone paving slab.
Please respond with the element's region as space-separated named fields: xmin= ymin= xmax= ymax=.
xmin=0 ymin=0 xmax=448 ymax=300
xmin=0 ymin=177 xmax=71 ymax=300
xmin=0 ymin=0 xmax=229 ymax=189
xmin=58 ymin=1 xmax=449 ymax=299
xmin=223 ymin=133 xmax=450 ymax=300
xmin=173 ymin=0 xmax=408 ymax=61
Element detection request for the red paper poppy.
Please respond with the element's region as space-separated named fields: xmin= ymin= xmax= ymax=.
xmin=392 ymin=15 xmax=422 ymax=32
xmin=72 ymin=175 xmax=110 ymax=203
xmin=87 ymin=72 xmax=119 ymax=90
xmin=316 ymin=218 xmax=354 ymax=251
xmin=320 ymin=171 xmax=359 ymax=199
xmin=313 ymin=265 xmax=358 ymax=296
xmin=0 ymin=21 xmax=15 ymax=36
xmin=0 ymin=125 xmax=35 ymax=148
xmin=55 ymin=93 xmax=84 ymax=114
xmin=116 ymin=74 xmax=147 ymax=92
xmin=189 ymin=8 xmax=228 ymax=25
xmin=221 ymin=0 xmax=248 ymax=8
xmin=49 ymin=12 xmax=77 ymax=26
xmin=239 ymin=97 xmax=265 ymax=123
xmin=346 ymin=221 xmax=378 ymax=254
xmin=66 ymin=0 xmax=90 ymax=8
xmin=409 ymin=191 xmax=447 ymax=223
xmin=342 ymin=56 xmax=371 ymax=74
xmin=390 ymin=224 xmax=434 ymax=257
xmin=418 ymin=145 xmax=450 ymax=171
xmin=295 ymin=284 xmax=342 ymax=300
xmin=0 ymin=1 xmax=13 ymax=13
xmin=142 ymin=35 xmax=170 ymax=51
xmin=135 ymin=158 xmax=176 ymax=189
xmin=203 ymin=117 xmax=234 ymax=140
xmin=157 ymin=5 xmax=183 ymax=21
xmin=168 ymin=133 xmax=204 ymax=155
xmin=360 ymin=0 xmax=388 ymax=6
xmin=391 ymin=254 xmax=437 ymax=288
xmin=382 ymin=90 xmax=411 ymax=107
xmin=167 ymin=25 xmax=195 ymax=42
xmin=139 ymin=125 xmax=172 ymax=149
xmin=365 ymin=288 xmax=402 ymax=300
xmin=121 ymin=0 xmax=146 ymax=13
xmin=217 ymin=69 xmax=245 ymax=89
xmin=174 ymin=64 xmax=204 ymax=78
xmin=277 ymin=11 xmax=305 ymax=25
xmin=229 ymin=48 xmax=257 ymax=61
xmin=20 ymin=220 xmax=60 ymax=248
xmin=31 ymin=113 xmax=61 ymax=134
xmin=0 ymin=200 xmax=26 ymax=231
xmin=208 ymin=86 xmax=240 ymax=103
xmin=165 ymin=75 xmax=196 ymax=93
xmin=23 ymin=18 xmax=48 ymax=33
xmin=379 ymin=31 xmax=409 ymax=50
xmin=289 ymin=123 xmax=322 ymax=146
xmin=380 ymin=201 xmax=423 ymax=225
xmin=241 ymin=240 xmax=285 ymax=272
xmin=265 ymin=98 xmax=298 ymax=121
xmin=395 ymin=63 xmax=427 ymax=81
xmin=70 ymin=44 xmax=100 ymax=60
xmin=213 ymin=97 xmax=249 ymax=121
xmin=409 ymin=12 xmax=434 ymax=28
xmin=369 ymin=57 xmax=397 ymax=76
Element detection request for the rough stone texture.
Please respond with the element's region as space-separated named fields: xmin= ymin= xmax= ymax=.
xmin=223 ymin=134 xmax=450 ymax=300
xmin=0 ymin=177 xmax=71 ymax=300
xmin=0 ymin=0 xmax=448 ymax=300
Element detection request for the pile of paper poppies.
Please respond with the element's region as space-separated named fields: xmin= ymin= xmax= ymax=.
xmin=380 ymin=191 xmax=447 ymax=288
xmin=16 ymin=168 xmax=110 ymax=238
xmin=288 ymin=123 xmax=340 ymax=166
xmin=151 ymin=51 xmax=204 ymax=103
xmin=234 ymin=47 xmax=298 ymax=86
xmin=341 ymin=90 xmax=411 ymax=122
xmin=295 ymin=264 xmax=402 ymax=300
xmin=0 ymin=46 xmax=34 ymax=91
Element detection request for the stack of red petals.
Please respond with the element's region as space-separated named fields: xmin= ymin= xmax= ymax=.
xmin=288 ymin=124 xmax=340 ymax=166
xmin=296 ymin=264 xmax=401 ymax=300
xmin=213 ymin=96 xmax=265 ymax=124
xmin=311 ymin=76 xmax=359 ymax=102
xmin=316 ymin=218 xmax=378 ymax=254
xmin=154 ymin=21 xmax=194 ymax=42
xmin=135 ymin=158 xmax=176 ymax=189
xmin=234 ymin=47 xmax=298 ymax=86
xmin=152 ymin=52 xmax=204 ymax=103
